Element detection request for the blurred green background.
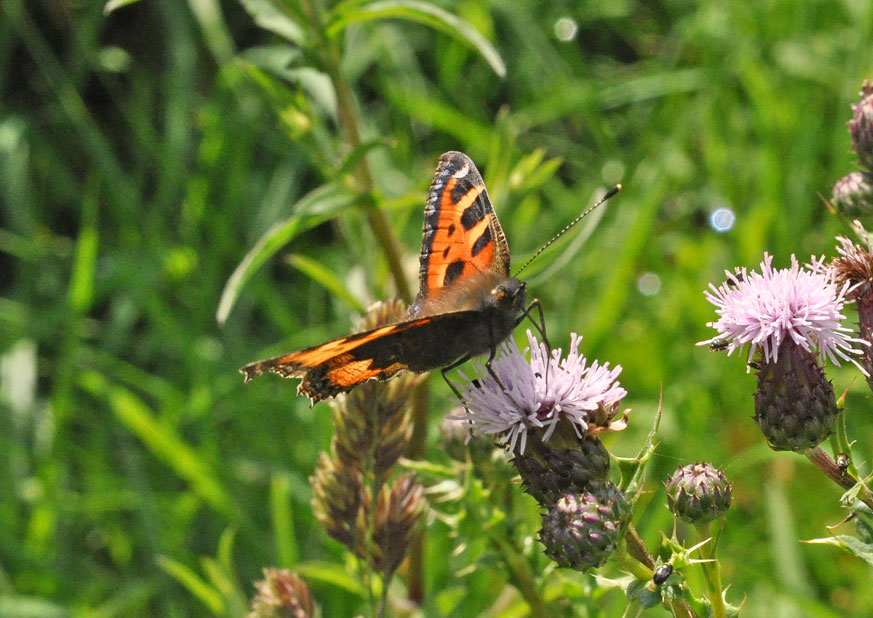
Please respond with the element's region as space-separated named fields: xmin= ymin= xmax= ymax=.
xmin=2 ymin=0 xmax=873 ymax=616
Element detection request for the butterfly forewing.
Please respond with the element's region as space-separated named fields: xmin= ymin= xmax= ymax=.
xmin=415 ymin=152 xmax=510 ymax=305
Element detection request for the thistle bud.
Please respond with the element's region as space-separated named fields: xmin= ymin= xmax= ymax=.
xmin=247 ymin=568 xmax=314 ymax=618
xmin=539 ymin=482 xmax=628 ymax=571
xmin=831 ymin=172 xmax=873 ymax=218
xmin=513 ymin=433 xmax=610 ymax=506
xmin=831 ymin=236 xmax=873 ymax=391
xmin=850 ymin=80 xmax=873 ymax=172
xmin=754 ymin=342 xmax=839 ymax=451
xmin=665 ymin=462 xmax=732 ymax=524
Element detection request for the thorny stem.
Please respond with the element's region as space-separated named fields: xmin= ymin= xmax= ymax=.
xmin=624 ymin=524 xmax=655 ymax=569
xmin=614 ymin=531 xmax=699 ymax=618
xmin=806 ymin=446 xmax=873 ymax=510
xmin=695 ymin=523 xmax=726 ymax=618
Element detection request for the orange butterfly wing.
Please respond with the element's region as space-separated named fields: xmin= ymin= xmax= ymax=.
xmin=413 ymin=151 xmax=510 ymax=309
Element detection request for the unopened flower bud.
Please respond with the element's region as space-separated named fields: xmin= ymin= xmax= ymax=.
xmin=831 ymin=172 xmax=873 ymax=218
xmin=539 ymin=482 xmax=628 ymax=570
xmin=665 ymin=462 xmax=731 ymax=524
xmin=850 ymin=80 xmax=873 ymax=172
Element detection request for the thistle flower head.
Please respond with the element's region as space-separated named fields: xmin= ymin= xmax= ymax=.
xmin=456 ymin=330 xmax=627 ymax=454
xmin=831 ymin=234 xmax=873 ymax=299
xmin=699 ymin=253 xmax=867 ymax=373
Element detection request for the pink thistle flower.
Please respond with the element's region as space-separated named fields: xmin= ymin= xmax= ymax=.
xmin=455 ymin=330 xmax=627 ymax=454
xmin=698 ymin=253 xmax=867 ymax=374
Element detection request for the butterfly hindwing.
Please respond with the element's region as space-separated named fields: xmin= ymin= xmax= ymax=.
xmin=416 ymin=152 xmax=510 ymax=303
xmin=241 ymin=311 xmax=498 ymax=401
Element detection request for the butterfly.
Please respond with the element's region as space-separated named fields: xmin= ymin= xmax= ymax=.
xmin=240 ymin=151 xmax=545 ymax=403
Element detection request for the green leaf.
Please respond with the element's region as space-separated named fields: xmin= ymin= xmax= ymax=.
xmin=216 ymin=184 xmax=359 ymax=325
xmin=328 ymin=0 xmax=506 ymax=77
xmin=294 ymin=561 xmax=368 ymax=597
xmin=103 ymin=0 xmax=143 ymax=15
xmin=239 ymin=0 xmax=306 ymax=45
xmin=285 ymin=254 xmax=365 ymax=314
xmin=804 ymin=534 xmax=873 ymax=566
xmin=238 ymin=46 xmax=337 ymax=118
xmin=616 ymin=391 xmax=662 ymax=497
xmin=156 ymin=555 xmax=225 ymax=615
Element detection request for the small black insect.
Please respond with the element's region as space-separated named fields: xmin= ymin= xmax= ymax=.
xmin=837 ymin=453 xmax=850 ymax=473
xmin=653 ymin=563 xmax=673 ymax=585
xmin=709 ymin=338 xmax=729 ymax=351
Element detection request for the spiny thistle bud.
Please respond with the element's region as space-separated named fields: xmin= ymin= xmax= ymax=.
xmin=831 ymin=235 xmax=873 ymax=390
xmin=371 ymin=471 xmax=426 ymax=577
xmin=850 ymin=80 xmax=873 ymax=172
xmin=831 ymin=171 xmax=873 ymax=218
xmin=513 ymin=432 xmax=610 ymax=506
xmin=539 ymin=482 xmax=628 ymax=571
xmin=754 ymin=341 xmax=839 ymax=451
xmin=247 ymin=568 xmax=314 ymax=618
xmin=665 ymin=462 xmax=732 ymax=524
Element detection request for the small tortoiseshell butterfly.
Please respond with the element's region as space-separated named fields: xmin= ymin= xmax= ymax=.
xmin=241 ymin=151 xmax=573 ymax=402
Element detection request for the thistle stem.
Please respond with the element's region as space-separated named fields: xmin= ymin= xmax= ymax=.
xmin=624 ymin=523 xmax=655 ymax=568
xmin=805 ymin=446 xmax=873 ymax=510
xmin=694 ymin=523 xmax=727 ymax=618
xmin=489 ymin=536 xmax=550 ymax=618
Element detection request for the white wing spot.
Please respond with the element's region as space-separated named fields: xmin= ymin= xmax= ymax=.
xmin=452 ymin=163 xmax=470 ymax=179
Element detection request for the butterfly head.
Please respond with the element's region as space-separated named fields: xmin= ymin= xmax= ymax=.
xmin=491 ymin=278 xmax=526 ymax=313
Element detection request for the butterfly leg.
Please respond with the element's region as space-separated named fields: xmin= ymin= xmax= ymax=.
xmin=441 ymin=354 xmax=473 ymax=406
xmin=514 ymin=298 xmax=552 ymax=388
xmin=515 ymin=298 xmax=550 ymax=352
xmin=484 ymin=320 xmax=509 ymax=392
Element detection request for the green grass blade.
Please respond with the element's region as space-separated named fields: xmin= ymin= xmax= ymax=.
xmin=327 ymin=0 xmax=506 ymax=77
xmin=78 ymin=372 xmax=235 ymax=518
xmin=156 ymin=556 xmax=225 ymax=615
xmin=294 ymin=560 xmax=368 ymax=597
xmin=103 ymin=0 xmax=143 ymax=15
xmin=216 ymin=184 xmax=358 ymax=325
xmin=239 ymin=0 xmax=306 ymax=46
xmin=285 ymin=254 xmax=365 ymax=314
xmin=270 ymin=472 xmax=299 ymax=568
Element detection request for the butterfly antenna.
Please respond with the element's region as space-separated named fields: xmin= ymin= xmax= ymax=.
xmin=513 ymin=184 xmax=621 ymax=278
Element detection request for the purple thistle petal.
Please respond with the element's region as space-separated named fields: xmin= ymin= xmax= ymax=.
xmin=699 ymin=253 xmax=868 ymax=374
xmin=456 ymin=330 xmax=627 ymax=453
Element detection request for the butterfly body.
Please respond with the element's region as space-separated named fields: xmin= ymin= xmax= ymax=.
xmin=241 ymin=152 xmax=536 ymax=403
